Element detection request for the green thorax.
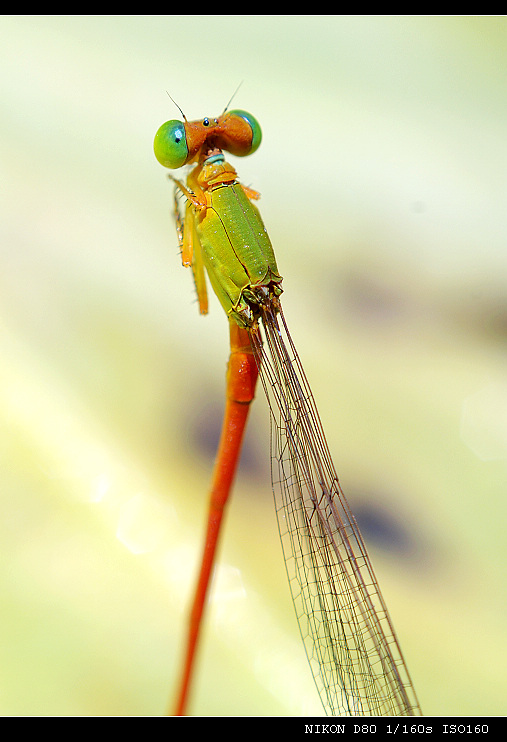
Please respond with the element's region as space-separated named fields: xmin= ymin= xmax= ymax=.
xmin=192 ymin=156 xmax=283 ymax=327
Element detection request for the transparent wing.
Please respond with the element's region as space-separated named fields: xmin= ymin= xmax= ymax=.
xmin=250 ymin=304 xmax=421 ymax=717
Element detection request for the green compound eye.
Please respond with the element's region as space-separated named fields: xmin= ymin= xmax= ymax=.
xmin=154 ymin=119 xmax=188 ymax=169
xmin=228 ymin=110 xmax=262 ymax=155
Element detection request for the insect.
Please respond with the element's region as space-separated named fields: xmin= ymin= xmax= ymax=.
xmin=153 ymin=104 xmax=421 ymax=716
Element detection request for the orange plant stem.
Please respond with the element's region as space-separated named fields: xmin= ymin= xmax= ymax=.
xmin=172 ymin=321 xmax=259 ymax=716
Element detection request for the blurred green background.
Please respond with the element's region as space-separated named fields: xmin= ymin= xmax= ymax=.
xmin=1 ymin=15 xmax=506 ymax=716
